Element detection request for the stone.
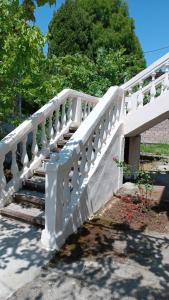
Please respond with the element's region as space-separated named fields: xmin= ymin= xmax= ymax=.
xmin=157 ymin=164 xmax=169 ymax=172
xmin=115 ymin=182 xmax=139 ymax=197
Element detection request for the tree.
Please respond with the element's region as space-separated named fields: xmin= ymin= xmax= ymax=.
xmin=46 ymin=48 xmax=145 ymax=98
xmin=48 ymin=0 xmax=145 ymax=70
xmin=0 ymin=0 xmax=46 ymax=121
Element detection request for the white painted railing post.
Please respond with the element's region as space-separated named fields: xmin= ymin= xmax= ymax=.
xmin=41 ymin=153 xmax=64 ymax=250
xmin=72 ymin=97 xmax=82 ymax=125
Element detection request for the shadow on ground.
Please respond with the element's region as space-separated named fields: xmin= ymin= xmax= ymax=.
xmin=7 ymin=172 xmax=169 ymax=299
xmin=0 ymin=217 xmax=49 ymax=273
xmin=9 ymin=219 xmax=169 ymax=300
xmin=0 ymin=216 xmax=51 ymax=299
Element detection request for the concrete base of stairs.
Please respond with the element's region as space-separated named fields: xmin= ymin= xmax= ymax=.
xmin=0 ymin=216 xmax=52 ymax=300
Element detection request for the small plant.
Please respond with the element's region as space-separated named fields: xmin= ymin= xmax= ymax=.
xmin=112 ymin=156 xmax=131 ymax=178
xmin=113 ymin=156 xmax=156 ymax=223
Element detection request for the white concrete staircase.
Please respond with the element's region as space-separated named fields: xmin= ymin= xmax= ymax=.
xmin=0 ymin=52 xmax=169 ymax=251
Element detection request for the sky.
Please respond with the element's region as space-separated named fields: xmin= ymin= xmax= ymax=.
xmin=34 ymin=0 xmax=169 ymax=66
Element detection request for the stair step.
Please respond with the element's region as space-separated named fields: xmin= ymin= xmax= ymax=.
xmin=0 ymin=203 xmax=44 ymax=227
xmin=63 ymin=132 xmax=73 ymax=140
xmin=41 ymin=148 xmax=61 ymax=163
xmin=69 ymin=125 xmax=78 ymax=133
xmin=13 ymin=189 xmax=45 ymax=209
xmin=42 ymin=157 xmax=50 ymax=163
xmin=57 ymin=139 xmax=67 ymax=148
xmin=34 ymin=166 xmax=45 ymax=177
xmin=23 ymin=176 xmax=45 ymax=193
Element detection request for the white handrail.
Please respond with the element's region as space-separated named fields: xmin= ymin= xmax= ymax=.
xmin=0 ymin=88 xmax=100 ymax=205
xmin=0 ymin=89 xmax=99 ymax=155
xmin=122 ymin=52 xmax=169 ymax=90
xmin=58 ymin=87 xmax=123 ymax=167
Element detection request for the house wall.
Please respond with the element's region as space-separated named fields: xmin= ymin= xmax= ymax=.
xmin=141 ymin=119 xmax=169 ymax=144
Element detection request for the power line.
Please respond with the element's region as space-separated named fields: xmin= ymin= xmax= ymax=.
xmin=144 ymin=45 xmax=169 ymax=54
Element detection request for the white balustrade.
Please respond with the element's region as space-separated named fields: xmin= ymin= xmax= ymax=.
xmin=163 ymin=62 xmax=169 ymax=92
xmin=42 ymin=86 xmax=124 ymax=250
xmin=122 ymin=53 xmax=169 ymax=113
xmin=0 ymin=89 xmax=99 ymax=205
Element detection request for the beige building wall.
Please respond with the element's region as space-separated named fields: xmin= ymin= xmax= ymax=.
xmin=141 ymin=119 xmax=169 ymax=144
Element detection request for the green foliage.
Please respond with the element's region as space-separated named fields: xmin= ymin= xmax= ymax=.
xmin=46 ymin=48 xmax=146 ymax=98
xmin=48 ymin=0 xmax=145 ymax=70
xmin=0 ymin=0 xmax=46 ymax=118
xmin=113 ymin=156 xmax=154 ymax=203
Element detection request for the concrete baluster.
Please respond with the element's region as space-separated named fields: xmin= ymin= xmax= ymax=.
xmin=31 ymin=125 xmax=38 ymax=159
xmin=137 ymin=80 xmax=144 ymax=107
xmin=150 ymin=72 xmax=156 ymax=101
xmin=48 ymin=114 xmax=54 ymax=143
xmin=72 ymin=97 xmax=82 ymax=125
xmin=11 ymin=145 xmax=19 ymax=184
xmin=127 ymin=88 xmax=133 ymax=113
xmin=41 ymin=120 xmax=47 ymax=153
xmin=21 ymin=136 xmax=29 ymax=171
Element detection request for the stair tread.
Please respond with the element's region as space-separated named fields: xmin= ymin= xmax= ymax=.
xmin=23 ymin=176 xmax=45 ymax=193
xmin=57 ymin=139 xmax=67 ymax=145
xmin=24 ymin=176 xmax=45 ymax=183
xmin=14 ymin=189 xmax=45 ymax=199
xmin=0 ymin=203 xmax=45 ymax=226
xmin=1 ymin=202 xmax=44 ymax=215
xmin=34 ymin=167 xmax=45 ymax=177
xmin=13 ymin=189 xmax=45 ymax=209
xmin=63 ymin=132 xmax=73 ymax=140
xmin=69 ymin=123 xmax=78 ymax=132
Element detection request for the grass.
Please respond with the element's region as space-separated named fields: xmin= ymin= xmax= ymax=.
xmin=140 ymin=143 xmax=169 ymax=156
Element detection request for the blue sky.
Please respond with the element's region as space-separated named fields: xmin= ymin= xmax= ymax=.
xmin=34 ymin=0 xmax=169 ymax=66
